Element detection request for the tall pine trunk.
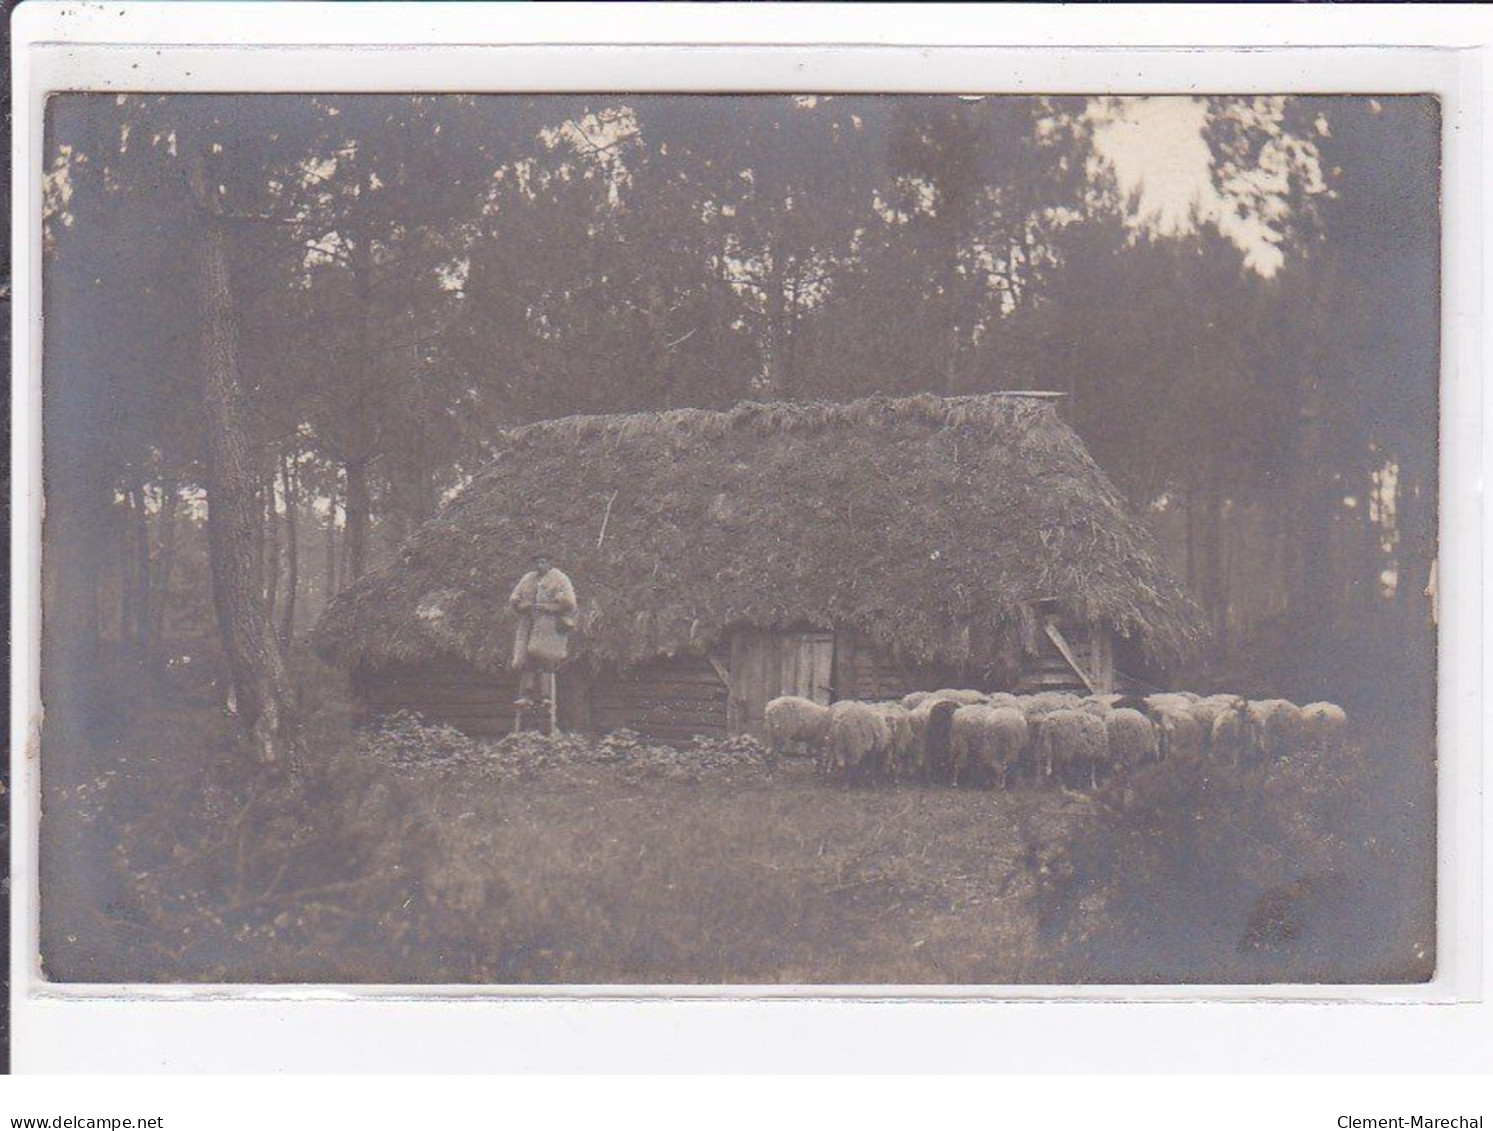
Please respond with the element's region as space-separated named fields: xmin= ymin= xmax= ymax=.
xmin=1290 ymin=373 xmax=1335 ymax=638
xmin=280 ymin=455 xmax=299 ymax=644
xmin=343 ymin=457 xmax=370 ymax=582
xmin=1361 ymin=469 xmax=1385 ymax=608
xmin=129 ymin=480 xmax=151 ymax=660
xmin=1199 ymin=486 xmax=1226 ymax=652
xmin=325 ymin=482 xmax=340 ymax=601
xmin=193 ymin=171 xmax=302 ymax=770
xmin=763 ymin=238 xmax=790 ymax=398
xmin=147 ymin=476 xmax=180 ymax=682
xmin=1295 ymin=476 xmax=1335 ymax=633
xmin=264 ymin=472 xmax=281 ymax=622
xmin=118 ymin=500 xmax=134 ymax=650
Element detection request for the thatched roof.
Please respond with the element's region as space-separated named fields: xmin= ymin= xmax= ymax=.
xmin=313 ymin=392 xmax=1205 ymax=675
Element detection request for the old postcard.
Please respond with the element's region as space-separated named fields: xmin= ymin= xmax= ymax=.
xmin=32 ymin=85 xmax=1442 ymax=988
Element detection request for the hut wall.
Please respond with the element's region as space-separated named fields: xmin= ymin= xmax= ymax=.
xmin=351 ymin=618 xmax=1115 ymax=745
xmin=352 ymin=655 xmax=525 ymax=737
xmin=589 ymin=654 xmax=730 ymax=743
xmin=831 ymin=630 xmax=947 ymax=702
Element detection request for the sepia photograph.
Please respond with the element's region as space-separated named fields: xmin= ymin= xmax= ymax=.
xmin=36 ymin=87 xmax=1439 ymax=988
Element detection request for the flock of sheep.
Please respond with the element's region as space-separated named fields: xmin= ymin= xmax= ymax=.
xmin=764 ymin=688 xmax=1349 ymax=790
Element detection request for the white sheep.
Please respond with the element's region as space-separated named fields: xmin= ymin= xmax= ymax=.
xmin=1079 ymin=696 xmax=1117 ymax=720
xmin=1187 ymin=695 xmax=1247 ymax=756
xmin=1244 ymin=699 xmax=1305 ymax=763
xmin=1201 ymin=692 xmax=1245 ymax=707
xmin=1105 ymin=707 xmax=1159 ymax=772
xmin=1299 ymin=701 xmax=1348 ymax=753
xmin=949 ymin=705 xmax=992 ymax=786
xmin=987 ymin=707 xmax=1031 ymax=787
xmin=1150 ymin=702 xmax=1205 ymax=762
xmin=764 ymin=695 xmax=831 ymax=759
xmin=872 ymin=701 xmax=918 ymax=780
xmin=1021 ymin=691 xmax=1084 ymax=722
xmin=824 ymin=700 xmax=892 ymax=782
xmin=1144 ymin=692 xmax=1194 ymax=715
xmin=929 ymin=688 xmax=990 ymax=707
xmin=1188 ymin=695 xmax=1242 ymax=731
xmin=1034 ymin=708 xmax=1109 ymax=789
xmin=1209 ymin=703 xmax=1249 ymax=765
xmin=901 ymin=690 xmax=934 ymax=711
xmin=985 ymin=691 xmax=1022 ymax=710
xmin=1032 ymin=690 xmax=1084 ymax=708
xmin=905 ymin=700 xmax=936 ymax=776
xmin=951 ymin=704 xmax=1029 ymax=788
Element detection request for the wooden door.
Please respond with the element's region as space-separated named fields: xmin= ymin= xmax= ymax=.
xmin=781 ymin=631 xmax=834 ymax=705
xmin=728 ymin=629 xmax=770 ymax=736
xmin=727 ymin=628 xmax=835 ymax=737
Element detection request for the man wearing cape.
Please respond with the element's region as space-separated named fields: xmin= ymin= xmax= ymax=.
xmin=509 ymin=553 xmax=577 ymax=709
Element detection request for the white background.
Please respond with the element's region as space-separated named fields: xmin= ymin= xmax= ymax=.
xmin=9 ymin=0 xmax=1492 ymax=1091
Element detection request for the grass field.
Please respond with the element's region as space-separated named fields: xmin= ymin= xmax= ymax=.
xmin=39 ymin=665 xmax=1435 ymax=987
xmin=402 ymin=755 xmax=1092 ymax=984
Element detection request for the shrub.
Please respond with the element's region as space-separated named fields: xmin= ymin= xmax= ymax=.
xmin=1028 ymin=733 xmax=1432 ymax=983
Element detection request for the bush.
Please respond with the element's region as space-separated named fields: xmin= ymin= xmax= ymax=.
xmin=357 ymin=709 xmax=483 ymax=768
xmin=355 ymin=716 xmax=777 ymax=786
xmin=1028 ymin=733 xmax=1432 ymax=983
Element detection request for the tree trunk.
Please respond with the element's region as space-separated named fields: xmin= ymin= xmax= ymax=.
xmin=147 ymin=475 xmax=180 ymax=682
xmin=343 ymin=457 xmax=371 ymax=582
xmin=325 ymin=482 xmax=340 ymax=600
xmin=1199 ymin=486 xmax=1226 ymax=650
xmin=1295 ymin=485 xmax=1334 ymax=633
xmin=252 ymin=479 xmax=266 ymax=609
xmin=194 ymin=180 xmax=302 ymax=770
xmin=264 ymin=472 xmax=281 ymax=622
xmin=130 ymin=480 xmax=152 ymax=660
xmin=1396 ymin=463 xmax=1439 ymax=682
xmin=1361 ymin=470 xmax=1385 ymax=607
xmin=783 ymin=276 xmax=801 ymax=400
xmin=763 ymin=239 xmax=789 ymax=398
xmin=1184 ymin=489 xmax=1197 ymax=596
xmin=1289 ymin=374 xmax=1335 ymax=635
xmin=280 ymin=454 xmax=300 ymax=644
xmin=86 ymin=552 xmax=101 ymax=657
xmin=42 ymin=493 xmax=109 ymax=743
xmin=1221 ymin=497 xmax=1236 ymax=643
xmin=118 ymin=497 xmax=134 ymax=649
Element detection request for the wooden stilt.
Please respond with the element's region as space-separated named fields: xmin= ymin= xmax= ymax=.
xmin=548 ymin=672 xmax=559 ymax=735
xmin=510 ymin=671 xmax=560 ymax=735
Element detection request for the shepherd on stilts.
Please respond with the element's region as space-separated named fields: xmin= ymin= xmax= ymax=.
xmin=509 ymin=552 xmax=577 ymax=734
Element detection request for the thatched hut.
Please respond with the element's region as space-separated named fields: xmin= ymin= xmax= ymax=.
xmin=313 ymin=392 xmax=1203 ymax=741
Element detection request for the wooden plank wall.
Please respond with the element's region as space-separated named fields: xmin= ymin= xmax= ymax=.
xmin=352 ymin=655 xmax=523 ymax=737
xmin=350 ymin=617 xmax=1116 ymax=745
xmin=832 ymin=629 xmax=958 ymax=702
xmin=1088 ymin=628 xmax=1116 ymax=693
xmin=590 ymin=655 xmax=729 ymax=743
xmin=727 ymin=629 xmax=777 ymax=737
xmin=845 ymin=639 xmax=912 ymax=701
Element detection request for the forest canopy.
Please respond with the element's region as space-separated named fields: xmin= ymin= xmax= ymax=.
xmin=42 ymin=93 xmax=1439 ymax=745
